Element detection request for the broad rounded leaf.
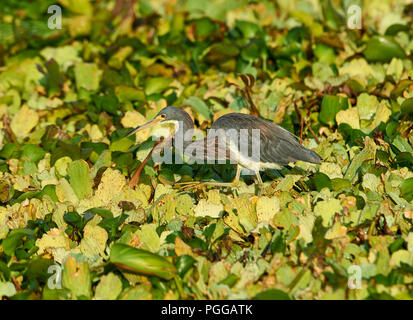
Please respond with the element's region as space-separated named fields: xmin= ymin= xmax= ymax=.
xmin=363 ymin=36 xmax=406 ymax=62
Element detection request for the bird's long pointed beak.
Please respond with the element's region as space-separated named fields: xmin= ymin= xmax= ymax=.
xmin=126 ymin=117 xmax=162 ymax=137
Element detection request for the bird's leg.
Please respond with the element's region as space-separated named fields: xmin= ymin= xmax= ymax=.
xmin=254 ymin=170 xmax=263 ymax=185
xmin=176 ymin=165 xmax=241 ymax=191
xmin=255 ymin=171 xmax=264 ymax=195
xmin=232 ymin=164 xmax=241 ymax=185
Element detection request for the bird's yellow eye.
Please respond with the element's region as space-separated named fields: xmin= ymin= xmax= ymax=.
xmin=160 ymin=114 xmax=166 ymax=119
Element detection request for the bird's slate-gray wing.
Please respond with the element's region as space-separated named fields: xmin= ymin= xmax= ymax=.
xmin=212 ymin=113 xmax=321 ymax=166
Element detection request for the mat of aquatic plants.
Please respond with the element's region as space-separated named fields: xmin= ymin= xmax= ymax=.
xmin=0 ymin=0 xmax=413 ymax=300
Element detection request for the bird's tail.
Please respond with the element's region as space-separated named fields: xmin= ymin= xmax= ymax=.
xmin=298 ymin=146 xmax=322 ymax=164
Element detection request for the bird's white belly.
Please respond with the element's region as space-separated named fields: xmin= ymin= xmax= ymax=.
xmin=228 ymin=143 xmax=282 ymax=172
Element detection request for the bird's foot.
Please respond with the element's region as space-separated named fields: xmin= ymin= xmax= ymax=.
xmin=174 ymin=181 xmax=239 ymax=191
xmin=174 ymin=181 xmax=205 ymax=191
xmin=253 ymin=183 xmax=262 ymax=196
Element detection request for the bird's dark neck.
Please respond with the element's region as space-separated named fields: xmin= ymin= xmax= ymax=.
xmin=173 ymin=115 xmax=195 ymax=150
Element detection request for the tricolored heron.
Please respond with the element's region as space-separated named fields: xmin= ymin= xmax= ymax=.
xmin=127 ymin=106 xmax=321 ymax=189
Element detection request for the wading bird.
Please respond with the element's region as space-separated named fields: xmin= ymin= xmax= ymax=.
xmin=127 ymin=106 xmax=321 ymax=189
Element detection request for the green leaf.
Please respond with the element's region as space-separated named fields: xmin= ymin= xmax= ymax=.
xmin=331 ymin=178 xmax=351 ymax=192
xmin=37 ymin=184 xmax=58 ymax=202
xmin=0 ymin=143 xmax=19 ymax=159
xmin=0 ymin=179 xmax=13 ymax=203
xmin=235 ymin=20 xmax=260 ymax=38
xmin=90 ymin=150 xmax=111 ymax=180
xmin=115 ymin=85 xmax=145 ymax=102
xmin=219 ymin=273 xmax=239 ymax=287
xmin=64 ymin=211 xmax=84 ymax=229
xmin=175 ymin=255 xmax=196 ymax=277
xmin=363 ymin=36 xmax=406 ymax=62
xmin=308 ymin=172 xmax=332 ymax=191
xmin=0 ymin=261 xmax=10 ymax=281
xmin=98 ymin=214 xmax=128 ymax=239
xmin=108 ymin=46 xmax=133 ymax=69
xmin=344 ymin=137 xmax=376 ymax=182
xmin=205 ymin=43 xmax=240 ymax=62
xmin=391 ymin=80 xmax=413 ymax=99
xmin=144 ymin=77 xmax=172 ymax=95
xmin=203 ymin=223 xmax=216 ymax=244
xmin=356 ymin=93 xmax=378 ymax=120
xmin=0 ymin=281 xmax=16 ymax=298
xmin=110 ymin=243 xmax=176 ymax=280
xmin=401 ymin=98 xmax=413 ymax=116
xmin=26 ymin=258 xmax=55 ymax=282
xmin=84 ymin=207 xmax=113 ymax=219
xmin=40 ymin=59 xmax=62 ymax=96
xmin=321 ymin=0 xmax=345 ymax=30
xmin=273 ymin=209 xmax=298 ymax=229
xmin=74 ymin=62 xmax=102 ymax=91
xmin=400 ymin=178 xmax=413 ymax=197
xmin=58 ymin=0 xmax=93 ymax=15
xmin=67 ymin=160 xmax=92 ymax=200
xmin=313 ymin=199 xmax=342 ymax=227
xmin=92 ymin=94 xmax=119 ymax=115
xmin=62 ymin=257 xmax=92 ymax=299
xmin=109 ymin=137 xmax=134 ymax=152
xmin=319 ymin=95 xmax=348 ymax=126
xmin=183 ymin=96 xmax=212 ymax=120
xmin=314 ymin=43 xmax=336 ymax=64
xmin=94 ymin=273 xmax=122 ymax=300
xmin=50 ymin=141 xmax=81 ymax=166
xmin=312 ymin=216 xmax=331 ymax=250
xmin=254 ymin=289 xmax=291 ymax=300
xmin=21 ymin=144 xmax=46 ymax=164
xmin=2 ymin=228 xmax=35 ymax=256
xmin=384 ymin=24 xmax=410 ymax=36
xmin=194 ymin=18 xmax=218 ymax=37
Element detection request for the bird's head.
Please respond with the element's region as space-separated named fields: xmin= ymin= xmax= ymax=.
xmin=126 ymin=106 xmax=192 ymax=137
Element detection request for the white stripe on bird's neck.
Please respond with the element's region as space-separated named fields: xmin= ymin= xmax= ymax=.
xmin=162 ymin=120 xmax=180 ymax=135
xmin=150 ymin=120 xmax=180 ymax=142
